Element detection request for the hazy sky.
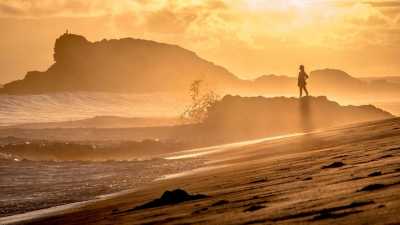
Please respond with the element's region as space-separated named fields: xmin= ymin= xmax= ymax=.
xmin=1 ymin=0 xmax=400 ymax=83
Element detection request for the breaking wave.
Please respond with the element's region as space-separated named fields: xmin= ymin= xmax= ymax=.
xmin=0 ymin=92 xmax=186 ymax=126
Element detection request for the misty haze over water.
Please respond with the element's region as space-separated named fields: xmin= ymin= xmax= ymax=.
xmin=0 ymin=92 xmax=186 ymax=126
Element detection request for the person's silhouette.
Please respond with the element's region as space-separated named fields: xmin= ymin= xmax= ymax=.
xmin=298 ymin=65 xmax=309 ymax=98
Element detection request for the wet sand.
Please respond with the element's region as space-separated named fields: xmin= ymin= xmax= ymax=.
xmin=2 ymin=118 xmax=400 ymax=225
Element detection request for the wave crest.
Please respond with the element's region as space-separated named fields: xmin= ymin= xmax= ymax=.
xmin=0 ymin=92 xmax=185 ymax=126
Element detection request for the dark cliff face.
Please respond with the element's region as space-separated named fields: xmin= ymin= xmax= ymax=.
xmin=0 ymin=33 xmax=239 ymax=94
xmin=53 ymin=33 xmax=91 ymax=64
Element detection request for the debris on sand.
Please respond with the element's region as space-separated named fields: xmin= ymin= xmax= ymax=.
xmin=211 ymin=200 xmax=229 ymax=207
xmin=368 ymin=171 xmax=382 ymax=177
xmin=311 ymin=200 xmax=373 ymax=220
xmin=348 ymin=200 xmax=375 ymax=207
xmin=249 ymin=178 xmax=268 ymax=184
xmin=358 ymin=183 xmax=386 ymax=192
xmin=132 ymin=189 xmax=209 ymax=211
xmin=244 ymin=205 xmax=266 ymax=212
xmin=312 ymin=210 xmax=363 ymax=220
xmin=192 ymin=207 xmax=208 ymax=214
xmin=111 ymin=209 xmax=119 ymax=214
xmin=272 ymin=200 xmax=374 ymax=222
xmin=322 ymin=161 xmax=345 ymax=169
xmin=378 ymin=154 xmax=393 ymax=160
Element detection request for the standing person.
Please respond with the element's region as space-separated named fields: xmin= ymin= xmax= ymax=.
xmin=298 ymin=65 xmax=309 ymax=98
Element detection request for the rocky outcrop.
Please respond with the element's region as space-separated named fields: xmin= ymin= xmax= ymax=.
xmin=199 ymin=95 xmax=393 ymax=141
xmin=0 ymin=33 xmax=240 ymax=94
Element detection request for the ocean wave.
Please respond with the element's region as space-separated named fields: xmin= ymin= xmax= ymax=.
xmin=0 ymin=156 xmax=204 ymax=217
xmin=0 ymin=138 xmax=188 ymax=162
xmin=0 ymin=152 xmax=24 ymax=162
xmin=0 ymin=92 xmax=186 ymax=126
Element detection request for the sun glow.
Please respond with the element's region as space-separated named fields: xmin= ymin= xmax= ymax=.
xmin=246 ymin=0 xmax=311 ymax=11
xmin=289 ymin=0 xmax=310 ymax=8
xmin=0 ymin=0 xmax=398 ymax=82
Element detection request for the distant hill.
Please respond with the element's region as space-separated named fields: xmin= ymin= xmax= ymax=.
xmin=0 ymin=33 xmax=241 ymax=95
xmin=252 ymin=69 xmax=400 ymax=100
xmin=250 ymin=70 xmax=367 ymax=97
xmin=252 ymin=75 xmax=295 ymax=95
xmin=308 ymin=69 xmax=366 ymax=95
xmin=361 ymin=76 xmax=400 ymax=84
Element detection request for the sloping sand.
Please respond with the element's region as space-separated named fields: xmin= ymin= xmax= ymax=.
xmin=2 ymin=118 xmax=400 ymax=225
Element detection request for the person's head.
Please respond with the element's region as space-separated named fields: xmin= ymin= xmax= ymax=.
xmin=299 ymin=65 xmax=305 ymax=71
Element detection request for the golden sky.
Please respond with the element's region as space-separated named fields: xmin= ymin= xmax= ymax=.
xmin=1 ymin=0 xmax=400 ymax=83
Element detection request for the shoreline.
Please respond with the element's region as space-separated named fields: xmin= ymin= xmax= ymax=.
xmin=0 ymin=163 xmax=228 ymax=225
xmin=1 ymin=118 xmax=400 ymax=225
xmin=0 ymin=158 xmax=204 ymax=218
xmin=0 ymin=132 xmax=310 ymax=225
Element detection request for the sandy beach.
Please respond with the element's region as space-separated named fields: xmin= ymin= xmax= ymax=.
xmin=1 ymin=117 xmax=399 ymax=225
xmin=3 ymin=2 xmax=400 ymax=224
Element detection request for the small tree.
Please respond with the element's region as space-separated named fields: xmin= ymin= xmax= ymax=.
xmin=181 ymin=80 xmax=220 ymax=124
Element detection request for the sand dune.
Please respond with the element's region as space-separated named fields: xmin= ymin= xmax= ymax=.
xmin=1 ymin=118 xmax=400 ymax=225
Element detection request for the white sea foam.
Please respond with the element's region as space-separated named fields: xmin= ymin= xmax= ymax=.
xmin=163 ymin=133 xmax=307 ymax=160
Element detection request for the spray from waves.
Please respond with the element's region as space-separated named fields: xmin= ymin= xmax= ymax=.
xmin=0 ymin=152 xmax=23 ymax=162
xmin=0 ymin=92 xmax=187 ymax=126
